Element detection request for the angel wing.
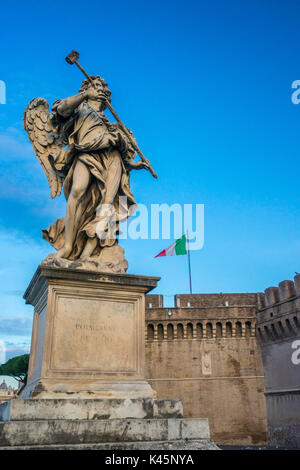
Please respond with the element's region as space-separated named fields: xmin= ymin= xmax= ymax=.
xmin=23 ymin=98 xmax=67 ymax=198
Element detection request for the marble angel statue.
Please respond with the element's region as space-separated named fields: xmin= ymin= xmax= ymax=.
xmin=23 ymin=73 xmax=155 ymax=273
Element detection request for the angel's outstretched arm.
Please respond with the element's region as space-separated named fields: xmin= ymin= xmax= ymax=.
xmin=56 ymin=92 xmax=87 ymax=118
xmin=57 ymin=88 xmax=107 ymax=118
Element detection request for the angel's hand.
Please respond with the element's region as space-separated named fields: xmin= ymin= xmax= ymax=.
xmin=62 ymin=143 xmax=77 ymax=165
xmin=85 ymin=88 xmax=107 ymax=102
xmin=126 ymin=160 xmax=150 ymax=170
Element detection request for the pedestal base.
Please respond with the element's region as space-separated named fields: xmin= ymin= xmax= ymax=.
xmin=21 ymin=379 xmax=155 ymax=400
xmin=0 ymin=397 xmax=218 ymax=450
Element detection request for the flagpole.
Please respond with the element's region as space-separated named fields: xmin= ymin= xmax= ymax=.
xmin=186 ymin=230 xmax=192 ymax=294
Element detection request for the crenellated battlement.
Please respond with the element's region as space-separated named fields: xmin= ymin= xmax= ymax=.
xmin=257 ymin=277 xmax=300 ymax=309
xmin=256 ymin=275 xmax=300 ymax=345
xmin=146 ymin=293 xmax=257 ymax=310
xmin=146 ymin=294 xmax=164 ymax=308
xmin=174 ymin=293 xmax=257 ymax=308
xmin=145 ymin=293 xmax=257 ymax=341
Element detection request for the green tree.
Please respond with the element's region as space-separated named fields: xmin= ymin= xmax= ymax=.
xmin=0 ymin=354 xmax=29 ymax=384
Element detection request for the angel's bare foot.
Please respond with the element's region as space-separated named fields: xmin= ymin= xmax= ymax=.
xmin=54 ymin=245 xmax=72 ymax=259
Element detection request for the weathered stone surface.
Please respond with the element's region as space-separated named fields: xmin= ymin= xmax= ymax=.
xmin=265 ymin=391 xmax=300 ymax=448
xmin=0 ymin=401 xmax=10 ymax=422
xmin=153 ymin=399 xmax=183 ymax=419
xmin=0 ymin=418 xmax=210 ymax=447
xmin=0 ymin=398 xmax=183 ymax=421
xmin=42 ymin=245 xmax=128 ymax=274
xmin=268 ymin=423 xmax=300 ymax=449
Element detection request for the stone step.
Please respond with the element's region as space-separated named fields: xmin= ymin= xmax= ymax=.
xmin=0 ymin=418 xmax=210 ymax=447
xmin=0 ymin=398 xmax=183 ymax=421
xmin=0 ymin=439 xmax=219 ymax=450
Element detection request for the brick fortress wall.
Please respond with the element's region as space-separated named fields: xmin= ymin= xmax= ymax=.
xmin=145 ymin=293 xmax=267 ymax=446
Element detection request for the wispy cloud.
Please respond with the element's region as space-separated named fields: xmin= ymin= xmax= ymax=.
xmin=4 ymin=340 xmax=30 ymax=348
xmin=0 ymin=318 xmax=32 ymax=336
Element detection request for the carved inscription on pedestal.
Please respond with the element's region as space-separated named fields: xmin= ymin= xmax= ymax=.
xmin=51 ymin=296 xmax=136 ymax=373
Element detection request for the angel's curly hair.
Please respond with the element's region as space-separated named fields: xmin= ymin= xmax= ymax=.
xmin=78 ymin=75 xmax=112 ymax=104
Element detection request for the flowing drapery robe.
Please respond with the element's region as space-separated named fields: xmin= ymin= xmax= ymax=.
xmin=42 ymin=100 xmax=137 ymax=260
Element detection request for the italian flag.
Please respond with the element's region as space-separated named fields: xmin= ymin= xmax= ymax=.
xmin=155 ymin=234 xmax=187 ymax=257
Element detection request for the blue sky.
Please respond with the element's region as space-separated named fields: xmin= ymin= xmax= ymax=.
xmin=0 ymin=0 xmax=300 ymax=362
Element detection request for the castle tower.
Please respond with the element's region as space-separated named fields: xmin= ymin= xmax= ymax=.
xmin=256 ymin=275 xmax=300 ymax=448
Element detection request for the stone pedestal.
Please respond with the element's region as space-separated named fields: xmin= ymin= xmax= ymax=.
xmin=21 ymin=265 xmax=160 ymax=400
xmin=0 ymin=265 xmax=217 ymax=449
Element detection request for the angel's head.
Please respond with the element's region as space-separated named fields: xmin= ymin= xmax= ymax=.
xmin=79 ymin=75 xmax=111 ymax=111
